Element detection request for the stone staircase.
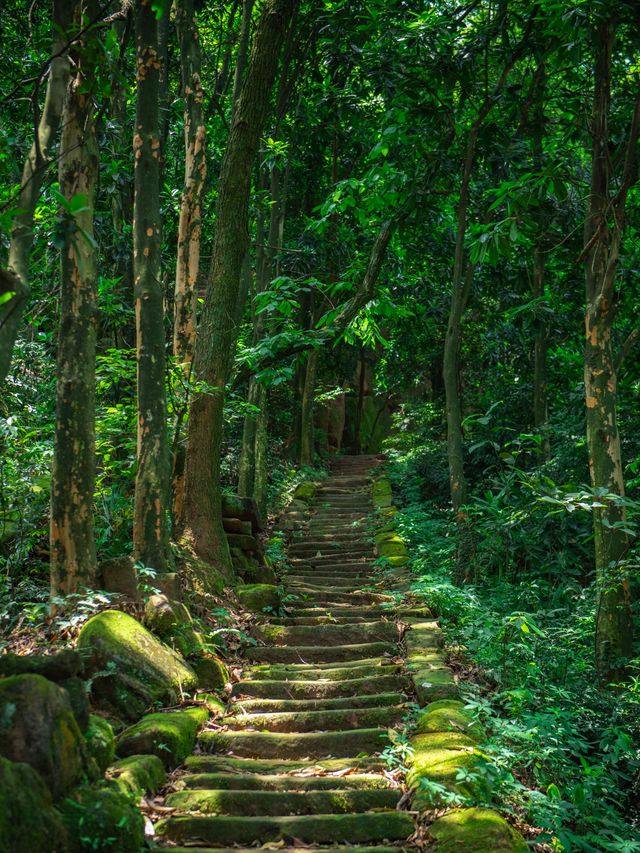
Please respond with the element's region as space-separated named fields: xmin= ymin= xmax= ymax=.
xmin=155 ymin=455 xmax=418 ymax=851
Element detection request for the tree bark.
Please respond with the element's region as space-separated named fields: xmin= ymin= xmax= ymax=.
xmin=181 ymin=0 xmax=298 ymax=576
xmin=1 ymin=0 xmax=72 ymax=385
xmin=583 ymin=18 xmax=639 ymax=681
xmin=174 ymin=0 xmax=207 ymax=368
xmin=532 ymin=246 xmax=550 ymax=459
xmin=132 ymin=0 xmax=170 ymax=571
xmin=299 ymin=347 xmax=318 ymax=466
xmin=50 ymin=0 xmax=99 ymax=597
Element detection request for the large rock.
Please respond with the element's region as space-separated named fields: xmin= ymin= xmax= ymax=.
xmin=0 ymin=649 xmax=82 ymax=680
xmin=85 ymin=715 xmax=116 ymax=774
xmin=60 ymin=786 xmax=145 ymax=853
xmin=427 ymin=807 xmax=527 ymax=852
xmin=222 ymin=494 xmax=264 ymax=533
xmin=107 ymin=753 xmax=166 ymax=798
xmin=237 ymin=583 xmax=281 ymax=614
xmin=98 ymin=556 xmax=140 ymax=601
xmin=0 ymin=756 xmax=67 ymax=852
xmin=0 ymin=674 xmax=85 ymax=798
xmin=77 ymin=610 xmax=198 ymax=721
xmin=116 ymin=707 xmax=209 ymax=768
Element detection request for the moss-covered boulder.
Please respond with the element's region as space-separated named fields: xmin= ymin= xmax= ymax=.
xmin=375 ymin=532 xmax=408 ymax=560
xmin=372 ymin=477 xmax=393 ymax=507
xmin=107 ymin=753 xmax=166 ymax=798
xmin=191 ymin=654 xmax=229 ymax=690
xmin=77 ymin=610 xmax=198 ymax=720
xmin=408 ymin=731 xmax=487 ymax=806
xmin=411 ymin=667 xmax=459 ymax=704
xmin=293 ymin=482 xmax=316 ymax=504
xmin=0 ymin=756 xmax=67 ymax=852
xmin=85 ymin=715 xmax=115 ymax=774
xmin=116 ymin=706 xmax=209 ymax=768
xmin=237 ymin=583 xmax=281 ymax=614
xmin=144 ymin=594 xmax=205 ymax=658
xmin=416 ymin=699 xmax=484 ymax=741
xmin=0 ymin=674 xmax=86 ymax=798
xmin=60 ymin=786 xmax=144 ymax=853
xmin=428 ymin=807 xmax=527 ymax=852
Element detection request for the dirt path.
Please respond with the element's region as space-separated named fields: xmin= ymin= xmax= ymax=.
xmin=155 ymin=455 xmax=418 ymax=851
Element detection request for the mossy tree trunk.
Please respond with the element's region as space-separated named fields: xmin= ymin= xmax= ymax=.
xmin=50 ymin=0 xmax=99 ymax=596
xmin=132 ymin=0 xmax=170 ymax=571
xmin=583 ymin=18 xmax=639 ymax=681
xmin=2 ymin=0 xmax=72 ymax=385
xmin=181 ymin=0 xmax=298 ymax=575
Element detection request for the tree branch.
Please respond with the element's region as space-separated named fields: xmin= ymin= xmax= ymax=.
xmin=615 ymin=327 xmax=640 ymax=373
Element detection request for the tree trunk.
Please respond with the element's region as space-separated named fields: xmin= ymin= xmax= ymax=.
xmin=253 ymin=383 xmax=268 ymax=519
xmin=132 ymin=0 xmax=170 ymax=571
xmin=532 ymin=246 xmax=550 ymax=459
xmin=583 ymin=18 xmax=638 ymax=681
xmin=2 ymin=0 xmax=72 ymax=385
xmin=181 ymin=0 xmax=298 ymax=576
xmin=237 ymin=377 xmax=259 ymax=495
xmin=50 ymin=0 xmax=98 ymax=597
xmin=174 ymin=0 xmax=207 ymax=367
xmin=299 ymin=348 xmax=318 ymax=466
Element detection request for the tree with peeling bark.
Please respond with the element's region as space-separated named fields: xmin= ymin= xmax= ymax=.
xmin=50 ymin=0 xmax=99 ymax=596
xmin=132 ymin=0 xmax=170 ymax=571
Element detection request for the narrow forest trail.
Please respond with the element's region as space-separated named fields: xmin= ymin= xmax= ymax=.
xmin=155 ymin=455 xmax=421 ymax=851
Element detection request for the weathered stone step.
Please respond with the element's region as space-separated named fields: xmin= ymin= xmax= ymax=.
xmin=198 ymin=727 xmax=389 ymax=759
xmin=223 ymin=704 xmax=403 ymax=733
xmin=266 ymin=615 xmax=377 ymax=625
xmin=246 ymin=658 xmax=402 ymax=680
xmin=164 ymin=787 xmax=401 ymax=815
xmin=231 ymin=674 xmax=407 ymax=700
xmin=246 ymin=641 xmax=397 ymax=664
xmin=183 ymin=755 xmax=386 ymax=776
xmin=178 ymin=772 xmax=392 ymax=791
xmin=230 ymin=691 xmax=405 ymax=713
xmin=253 ymin=622 xmax=399 ymax=646
xmin=288 ymin=546 xmax=372 ymax=558
xmin=291 ymin=532 xmax=369 ymax=542
xmin=166 ymin=847 xmax=403 ymax=853
xmin=155 ymin=811 xmax=414 ymax=846
xmin=286 ymin=560 xmax=375 ymax=571
xmin=286 ymin=575 xmax=370 ymax=588
xmin=285 ymin=606 xmax=390 ymax=618
xmin=288 ymin=588 xmax=388 ymax=604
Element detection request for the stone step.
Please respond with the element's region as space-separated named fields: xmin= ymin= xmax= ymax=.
xmin=285 ymin=606 xmax=390 ymax=618
xmin=165 ymin=787 xmax=401 ymax=816
xmin=253 ymin=622 xmax=399 ymax=646
xmin=267 ymin=615 xmax=378 ymax=625
xmin=198 ymin=727 xmax=389 ymax=759
xmin=231 ymin=674 xmax=408 ymax=700
xmin=222 ymin=704 xmax=403 ymax=733
xmin=183 ymin=755 xmax=386 ymax=776
xmin=246 ymin=641 xmax=397 ymax=664
xmin=177 ymin=772 xmax=392 ymax=791
xmin=155 ymin=811 xmax=415 ymax=846
xmin=167 ymin=847 xmax=403 ymax=853
xmin=230 ymin=692 xmax=405 ymax=713
xmin=245 ymin=658 xmax=402 ymax=680
xmin=285 ymin=575 xmax=371 ymax=588
xmin=288 ymin=588 xmax=388 ymax=604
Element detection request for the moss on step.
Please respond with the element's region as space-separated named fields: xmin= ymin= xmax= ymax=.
xmin=179 ymin=772 xmax=390 ymax=791
xmin=77 ymin=610 xmax=198 ymax=720
xmin=60 ymin=786 xmax=144 ymax=853
xmin=410 ymin=667 xmax=459 ymax=704
xmin=116 ymin=706 xmax=209 ymax=768
xmin=428 ymin=808 xmax=527 ymax=852
xmin=166 ymin=848 xmax=403 ymax=853
xmin=293 ymin=482 xmax=317 ymax=504
xmin=416 ymin=700 xmax=484 ymax=741
xmin=190 ymin=653 xmax=229 ymax=689
xmin=230 ymin=691 xmax=405 ymax=713
xmin=199 ymin=726 xmax=388 ymax=759
xmin=237 ymin=583 xmax=281 ymax=613
xmin=106 ymin=754 xmax=166 ymax=797
xmin=246 ymin=640 xmax=397 ymax=664
xmin=233 ymin=673 xmax=407 ymax=700
xmin=223 ymin=704 xmax=402 ymax=733
xmin=254 ymin=621 xmax=398 ymax=646
xmin=84 ymin=715 xmax=115 ymax=773
xmin=164 ymin=787 xmax=400 ymax=816
xmin=0 ymin=755 xmax=67 ymax=852
xmin=183 ymin=755 xmax=385 ymax=775
xmin=155 ymin=811 xmax=415 ymax=846
xmin=407 ymin=731 xmax=487 ymax=805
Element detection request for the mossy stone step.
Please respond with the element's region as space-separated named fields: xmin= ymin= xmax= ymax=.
xmin=231 ymin=674 xmax=408 ymax=700
xmin=288 ymin=588 xmax=386 ymax=604
xmin=286 ymin=607 xmax=389 ymax=618
xmin=198 ymin=727 xmax=389 ymax=759
xmin=267 ymin=615 xmax=377 ymax=625
xmin=155 ymin=811 xmax=415 ymax=846
xmin=231 ymin=691 xmax=405 ymax=713
xmin=178 ymin=772 xmax=392 ymax=791
xmin=246 ymin=641 xmax=398 ymax=664
xmin=223 ymin=704 xmax=403 ymax=733
xmin=286 ymin=575 xmax=371 ymax=588
xmin=254 ymin=622 xmax=398 ymax=646
xmin=183 ymin=755 xmax=386 ymax=775
xmin=246 ymin=660 xmax=402 ymax=681
xmin=166 ymin=846 xmax=404 ymax=853
xmin=164 ymin=788 xmax=401 ymax=816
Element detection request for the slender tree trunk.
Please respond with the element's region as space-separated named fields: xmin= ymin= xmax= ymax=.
xmin=253 ymin=383 xmax=268 ymax=518
xmin=532 ymin=246 xmax=550 ymax=459
xmin=181 ymin=0 xmax=298 ymax=576
xmin=583 ymin=18 xmax=638 ymax=681
xmin=1 ymin=0 xmax=72 ymax=385
xmin=299 ymin=347 xmax=318 ymax=466
xmin=174 ymin=0 xmax=206 ymax=367
xmin=238 ymin=377 xmax=260 ymax=495
xmin=50 ymin=0 xmax=98 ymax=597
xmin=132 ymin=0 xmax=170 ymax=571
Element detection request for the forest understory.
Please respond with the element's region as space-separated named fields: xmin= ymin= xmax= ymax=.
xmin=1 ymin=0 xmax=640 ymax=851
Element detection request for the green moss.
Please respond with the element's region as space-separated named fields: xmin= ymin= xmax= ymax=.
xmin=407 ymin=731 xmax=486 ymax=804
xmin=116 ymin=706 xmax=209 ymax=768
xmin=428 ymin=808 xmax=527 ymax=852
xmin=0 ymin=673 xmax=86 ymax=798
xmin=416 ymin=700 xmax=484 ymax=741
xmin=0 ymin=755 xmax=67 ymax=852
xmin=107 ymin=754 xmax=166 ymax=797
xmin=411 ymin=666 xmax=459 ymax=704
xmin=237 ymin=583 xmax=281 ymax=613
xmin=85 ymin=715 xmax=115 ymax=774
xmin=77 ymin=610 xmax=198 ymax=720
xmin=190 ymin=654 xmax=229 ymax=689
xmin=60 ymin=786 xmax=144 ymax=853
xmin=293 ymin=482 xmax=316 ymax=503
